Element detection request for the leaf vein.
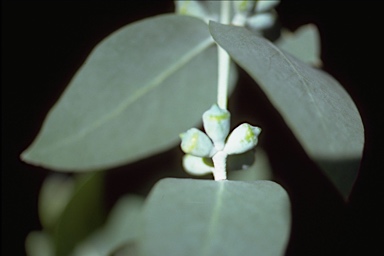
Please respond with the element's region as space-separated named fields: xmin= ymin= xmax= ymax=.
xmin=43 ymin=37 xmax=214 ymax=153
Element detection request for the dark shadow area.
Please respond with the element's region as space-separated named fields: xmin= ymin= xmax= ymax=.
xmin=316 ymin=157 xmax=362 ymax=200
xmin=104 ymin=146 xmax=187 ymax=210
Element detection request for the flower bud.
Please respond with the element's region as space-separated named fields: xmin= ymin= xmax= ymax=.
xmin=223 ymin=123 xmax=261 ymax=155
xmin=233 ymin=1 xmax=256 ymax=14
xmin=246 ymin=13 xmax=276 ymax=31
xmin=180 ymin=128 xmax=215 ymax=157
xmin=174 ymin=0 xmax=218 ymax=24
xmin=232 ymin=1 xmax=256 ymax=26
xmin=182 ymin=154 xmax=214 ymax=176
xmin=255 ymin=0 xmax=280 ymax=13
xmin=202 ymin=104 xmax=230 ymax=150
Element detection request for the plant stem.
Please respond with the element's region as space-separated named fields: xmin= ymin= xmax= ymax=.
xmin=212 ymin=151 xmax=228 ymax=180
xmin=217 ymin=1 xmax=231 ymax=110
xmin=212 ymin=1 xmax=231 ymax=181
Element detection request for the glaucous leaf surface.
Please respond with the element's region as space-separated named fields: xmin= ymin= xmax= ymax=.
xmin=112 ymin=243 xmax=141 ymax=256
xmin=72 ymin=195 xmax=143 ymax=256
xmin=25 ymin=231 xmax=54 ymax=256
xmin=53 ymin=172 xmax=105 ymax=256
xmin=21 ymin=14 xmax=233 ymax=171
xmin=140 ymin=178 xmax=291 ymax=256
xmin=39 ymin=174 xmax=75 ymax=230
xmin=209 ymin=21 xmax=364 ymax=199
xmin=275 ymin=24 xmax=322 ymax=67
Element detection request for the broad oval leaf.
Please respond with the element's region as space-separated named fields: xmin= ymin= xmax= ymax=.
xmin=21 ymin=14 xmax=233 ymax=171
xmin=209 ymin=21 xmax=364 ymax=200
xmin=140 ymin=178 xmax=291 ymax=256
xmin=275 ymin=24 xmax=322 ymax=67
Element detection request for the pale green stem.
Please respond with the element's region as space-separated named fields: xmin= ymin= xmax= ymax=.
xmin=213 ymin=1 xmax=231 ymax=181
xmin=217 ymin=1 xmax=231 ymax=110
xmin=212 ymin=151 xmax=228 ymax=180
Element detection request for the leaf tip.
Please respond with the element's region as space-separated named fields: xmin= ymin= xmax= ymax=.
xmin=20 ymin=147 xmax=43 ymax=168
xmin=20 ymin=148 xmax=32 ymax=163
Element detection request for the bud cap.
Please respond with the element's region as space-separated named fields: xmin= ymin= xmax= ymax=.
xmin=246 ymin=13 xmax=276 ymax=31
xmin=202 ymin=104 xmax=230 ymax=151
xmin=182 ymin=154 xmax=214 ymax=176
xmin=224 ymin=123 xmax=261 ymax=155
xmin=180 ymin=128 xmax=215 ymax=157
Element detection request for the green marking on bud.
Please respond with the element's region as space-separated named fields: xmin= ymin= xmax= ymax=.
xmin=244 ymin=124 xmax=256 ymax=143
xmin=208 ymin=112 xmax=230 ymax=122
xmin=183 ymin=154 xmax=213 ymax=176
xmin=202 ymin=104 xmax=231 ymax=150
xmin=180 ymin=0 xmax=190 ymax=15
xmin=239 ymin=1 xmax=249 ymax=11
xmin=184 ymin=132 xmax=198 ymax=152
xmin=202 ymin=157 xmax=214 ymax=167
xmin=180 ymin=128 xmax=214 ymax=157
xmin=223 ymin=123 xmax=261 ymax=155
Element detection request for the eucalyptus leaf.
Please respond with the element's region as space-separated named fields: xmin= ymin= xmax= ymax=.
xmin=25 ymin=231 xmax=54 ymax=256
xmin=140 ymin=178 xmax=291 ymax=256
xmin=54 ymin=172 xmax=105 ymax=256
xmin=72 ymin=195 xmax=144 ymax=256
xmin=21 ymin=14 xmax=236 ymax=171
xmin=112 ymin=242 xmax=141 ymax=256
xmin=209 ymin=21 xmax=364 ymax=199
xmin=39 ymin=174 xmax=75 ymax=230
xmin=275 ymin=24 xmax=322 ymax=67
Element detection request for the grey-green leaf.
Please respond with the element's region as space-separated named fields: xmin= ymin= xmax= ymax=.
xmin=39 ymin=174 xmax=75 ymax=230
xmin=21 ymin=14 xmax=234 ymax=171
xmin=72 ymin=195 xmax=144 ymax=256
xmin=139 ymin=178 xmax=291 ymax=256
xmin=25 ymin=231 xmax=54 ymax=256
xmin=53 ymin=172 xmax=105 ymax=256
xmin=209 ymin=21 xmax=364 ymax=200
xmin=275 ymin=24 xmax=322 ymax=67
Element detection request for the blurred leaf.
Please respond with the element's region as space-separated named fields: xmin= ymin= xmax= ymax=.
xmin=21 ymin=14 xmax=236 ymax=171
xmin=275 ymin=24 xmax=322 ymax=67
xmin=139 ymin=178 xmax=291 ymax=256
xmin=112 ymin=242 xmax=140 ymax=256
xmin=54 ymin=172 xmax=105 ymax=256
xmin=228 ymin=149 xmax=273 ymax=181
xmin=209 ymin=21 xmax=364 ymax=200
xmin=174 ymin=1 xmax=222 ymax=24
xmin=39 ymin=174 xmax=75 ymax=230
xmin=72 ymin=195 xmax=144 ymax=256
xmin=25 ymin=231 xmax=54 ymax=256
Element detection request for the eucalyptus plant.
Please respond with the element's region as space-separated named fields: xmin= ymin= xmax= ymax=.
xmin=22 ymin=1 xmax=364 ymax=256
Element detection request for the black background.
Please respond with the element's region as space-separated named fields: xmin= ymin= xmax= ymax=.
xmin=2 ymin=1 xmax=382 ymax=255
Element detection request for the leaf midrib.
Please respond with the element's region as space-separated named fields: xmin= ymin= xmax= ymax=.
xmin=265 ymin=39 xmax=328 ymax=139
xmin=38 ymin=37 xmax=215 ymax=154
xmin=201 ymin=182 xmax=224 ymax=256
xmin=226 ymin=27 xmax=329 ymax=154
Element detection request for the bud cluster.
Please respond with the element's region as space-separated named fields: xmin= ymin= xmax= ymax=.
xmin=175 ymin=0 xmax=280 ymax=33
xmin=180 ymin=104 xmax=261 ymax=180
